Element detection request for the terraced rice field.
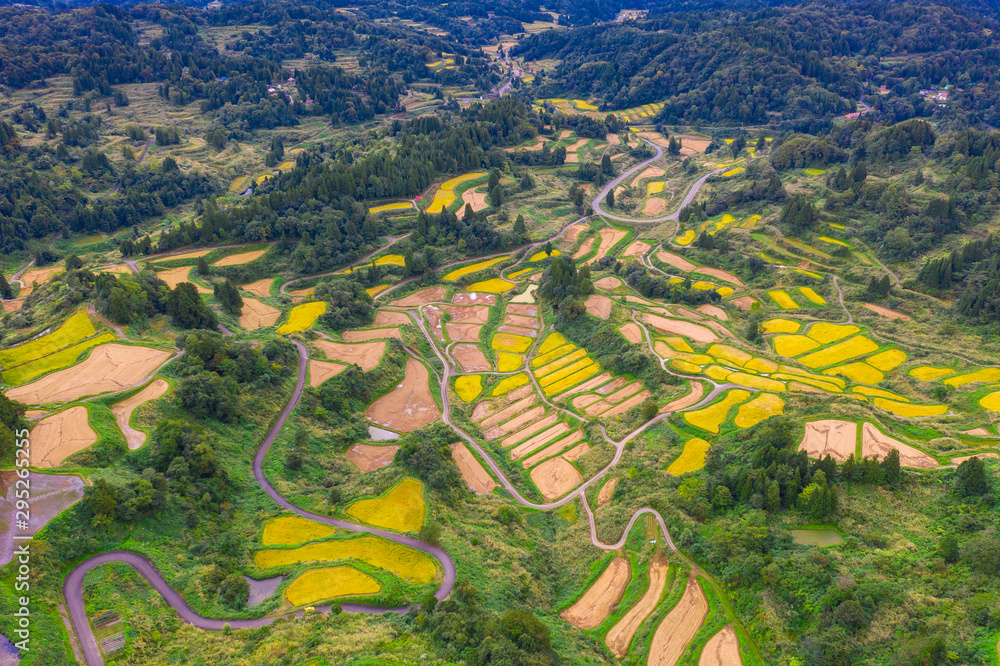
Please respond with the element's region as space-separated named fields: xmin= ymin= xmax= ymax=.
xmin=768 ymin=290 xmax=799 ymax=309
xmin=277 ymin=302 xmax=326 ymax=334
xmin=262 ymin=516 xmax=335 ymax=546
xmin=345 ymin=478 xmax=425 ymax=532
xmin=684 ymin=390 xmax=750 ymax=433
xmin=467 ymin=278 xmax=514 ymax=293
xmin=796 ymin=336 xmax=880 ymax=368
xmin=667 ymin=438 xmax=711 ymax=475
xmin=455 ymin=375 xmax=483 ymax=402
xmin=426 ymin=173 xmax=486 ymax=213
xmin=254 ymin=535 xmax=437 ymax=583
xmin=442 ymin=257 xmax=507 ymax=281
xmin=734 ymin=393 xmax=784 ymax=428
xmin=284 ymin=566 xmax=380 ymax=606
xmin=368 ymin=202 xmax=413 ymax=214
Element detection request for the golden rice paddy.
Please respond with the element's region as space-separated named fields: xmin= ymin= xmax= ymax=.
xmin=761 ymin=319 xmax=801 ymax=334
xmin=455 ymin=375 xmax=483 ymax=402
xmin=277 ymin=302 xmax=326 ymax=334
xmin=866 ymin=349 xmax=907 ymax=371
xmin=493 ymin=373 xmax=530 ymax=396
xmin=874 ymin=399 xmax=947 ymax=417
xmin=262 ymin=516 xmax=335 ymax=547
xmin=773 ymin=335 xmax=820 ymax=357
xmin=369 ymin=202 xmax=413 ymax=214
xmin=684 ymin=389 xmax=751 ymax=433
xmin=492 ymin=333 xmax=533 ymax=354
xmin=823 ymin=362 xmax=883 ymax=384
xmin=284 ymin=566 xmax=381 ymax=606
xmin=467 ymin=278 xmax=514 ymax=293
xmin=943 ymin=368 xmax=1000 ymax=387
xmin=426 ymin=172 xmax=486 ymax=214
xmin=667 ymin=438 xmax=711 ymax=475
xmin=345 ymin=478 xmax=425 ymax=533
xmin=734 ymin=393 xmax=785 ymax=428
xmin=675 ymin=230 xmax=695 ymax=246
xmin=529 ymin=249 xmax=562 ymax=262
xmin=797 ymin=336 xmax=880 ymax=369
xmin=537 ymin=332 xmax=568 ymax=356
xmin=442 ymin=257 xmax=506 ymax=281
xmin=979 ymin=391 xmax=1000 ymax=412
xmin=768 ymin=290 xmax=799 ymax=309
xmin=543 ymin=363 xmax=601 ymax=396
xmin=254 ymin=536 xmax=436 ymax=583
xmin=909 ymin=366 xmax=954 ymax=381
xmin=807 ymin=323 xmax=858 ymax=344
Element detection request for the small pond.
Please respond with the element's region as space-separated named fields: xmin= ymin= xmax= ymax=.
xmin=245 ymin=575 xmax=283 ymax=607
xmin=368 ymin=426 xmax=401 ymax=441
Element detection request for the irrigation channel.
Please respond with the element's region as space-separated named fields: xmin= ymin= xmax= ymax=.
xmin=63 ymin=155 xmax=747 ymax=665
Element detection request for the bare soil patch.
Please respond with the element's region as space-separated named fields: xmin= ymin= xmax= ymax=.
xmin=565 ymin=223 xmax=587 ymax=242
xmin=643 ymin=198 xmax=666 ymax=216
xmin=156 ymin=266 xmax=211 ymax=293
xmin=452 ymin=292 xmax=495 ymax=306
xmin=660 ymin=382 xmax=705 ymax=413
xmin=585 ymin=228 xmax=629 ymax=266
xmin=504 ymin=314 xmax=538 ymax=328
xmin=953 ymin=453 xmax=1000 ymax=464
xmin=484 ymin=396 xmax=539 ymax=429
xmin=443 ymin=305 xmax=491 ymax=324
xmin=603 ymin=390 xmax=651 ymax=417
xmin=673 ymin=306 xmax=703 ymax=320
xmin=573 ymin=395 xmax=602 ymax=411
xmin=606 ymin=555 xmax=670 ymax=658
xmin=696 ymin=304 xmax=728 ymax=320
xmin=798 ymin=420 xmax=857 ymax=462
xmin=730 ymin=296 xmax=759 ymax=311
xmin=346 ymin=443 xmax=399 ymax=472
xmin=2 ymin=300 xmax=23 ymax=312
xmin=391 ymin=286 xmax=447 ymax=307
xmin=631 ymin=167 xmax=665 ymax=188
xmin=30 ymin=406 xmax=97 ymax=467
xmin=559 ymin=372 xmax=613 ymax=399
xmin=699 ymin=626 xmax=742 ymax=666
xmin=214 ymin=249 xmax=267 ymax=266
xmin=375 ymin=311 xmax=412 ymax=327
xmin=598 ymin=477 xmax=619 ymax=506
xmin=505 ymin=137 xmax=546 ymax=152
xmin=240 ymin=278 xmax=274 ymax=298
xmin=861 ymin=303 xmax=911 ymax=320
xmin=313 ymin=339 xmax=386 ymax=372
xmin=643 ymin=314 xmax=719 ymax=344
xmin=622 ymin=240 xmax=652 ymax=258
xmin=7 ymin=344 xmax=172 ymax=404
xmin=607 ymin=382 xmax=642 ymax=403
xmin=461 ymin=188 xmax=488 ymax=216
xmin=573 ymin=237 xmax=595 ymax=259
xmin=112 ymin=379 xmax=168 ymax=450
xmin=563 ymin=442 xmax=590 ymax=461
xmin=596 ymin=378 xmax=629 ymax=395
xmin=446 ymin=323 xmax=483 ymax=342
xmin=506 ymin=303 xmax=538 ymax=317
xmin=365 ymin=358 xmax=440 ymax=433
xmin=530 ymin=456 xmax=582 ymax=499
xmin=594 ymin=276 xmax=622 ymax=290
xmin=960 ymin=428 xmax=992 ymax=437
xmin=862 ymin=422 xmax=936 ymax=468
xmin=152 ymin=249 xmax=210 ymax=262
xmin=657 ymin=251 xmax=697 ymax=273
xmin=675 ymin=135 xmax=711 ymax=154
xmin=17 ymin=267 xmax=63 ymax=296
xmin=0 ymin=471 xmax=84 ymax=566
xmin=648 ymin=576 xmax=709 ymax=666
xmin=581 ymin=294 xmax=612 ymax=319
xmin=451 ymin=442 xmax=497 ymax=494
xmin=560 ymin=130 xmax=572 ymax=139
xmin=484 ymin=407 xmax=547 ymax=440
xmin=452 ymin=344 xmax=491 ymax=372
xmin=238 ymin=298 xmax=281 ymax=330
xmin=471 ymin=385 xmax=534 ymax=422
xmin=695 ymin=267 xmax=744 ymax=286
xmin=561 ymin=557 xmax=631 ymax=629
xmin=619 ymin=322 xmax=644 ymax=344
xmin=497 ymin=325 xmax=536 ymax=337
xmin=520 ymin=431 xmax=584 ymax=466
xmin=510 ymin=424 xmax=572 ymax=458
xmin=308 ymin=360 xmax=347 ymax=388
xmin=342 ymin=328 xmax=402 ymax=342
xmin=425 ymin=305 xmax=445 ymax=341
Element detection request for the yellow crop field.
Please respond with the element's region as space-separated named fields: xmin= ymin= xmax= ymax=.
xmin=805 ymin=168 xmax=826 ymax=176
xmin=492 ymin=333 xmax=533 ymax=353
xmin=779 ymin=365 xmax=845 ymax=388
xmin=776 ymin=374 xmax=842 ymax=393
xmin=537 ymin=333 xmax=568 ymax=356
xmin=345 ymin=255 xmax=407 ymax=273
xmin=707 ymin=345 xmax=752 ymax=367
xmin=529 ymin=249 xmax=562 ymax=262
xmin=367 ymin=285 xmax=390 ymax=297
xmin=346 ymin=478 xmax=425 ymax=533
xmin=442 ymin=257 xmax=506 ymax=281
xmin=684 ymin=389 xmax=751 ymax=433
xmin=455 ymin=375 xmax=483 ymax=402
xmin=539 ymin=358 xmax=596 ymax=387
xmin=277 ymin=302 xmax=327 ymax=334
xmin=817 ymin=236 xmax=849 ymax=247
xmin=734 ymin=393 xmax=785 ymax=428
xmin=508 ymin=268 xmax=534 ymax=279
xmin=532 ymin=343 xmax=577 ymax=368
xmin=774 ymin=335 xmax=820 ymax=357
xmin=728 ymin=373 xmax=786 ymax=392
xmin=692 ymin=281 xmax=716 ymax=291
xmin=468 ymin=278 xmax=514 ymax=293
xmin=3 ymin=332 xmax=115 ymax=385
xmin=797 ymin=336 xmax=880 ymax=369
xmin=768 ymin=290 xmax=799 ymax=309
xmin=426 ymin=172 xmax=486 ymax=213
xmin=717 ymin=286 xmax=735 ymax=297
xmin=543 ymin=363 xmax=600 ymax=396
xmin=745 ymin=357 xmax=779 ymax=373
xmin=676 ymin=230 xmax=695 ymax=246
xmin=284 ymin=566 xmax=381 ymax=606
xmin=823 ymin=362 xmax=883 ymax=385
xmin=807 ymin=323 xmax=859 ymax=344
xmin=493 ymin=373 xmax=530 ymax=396
xmin=762 ymin=318 xmax=801 ymax=334
xmin=874 ymin=399 xmax=947 ymax=417
xmin=798 ymin=286 xmax=826 ymax=304
xmin=368 ymin=202 xmax=413 ymax=214
xmin=796 ymin=269 xmax=823 ymax=279
xmin=867 ymin=349 xmax=907 ymax=371
xmin=672 ymin=359 xmax=703 ymax=374
xmin=667 ymin=438 xmax=711 ymax=475
xmin=943 ymin=368 xmax=1000 ymax=387
xmin=534 ymin=348 xmax=589 ymax=377
xmin=262 ymin=516 xmax=336 ymax=546
xmin=497 ymin=352 xmax=523 ymax=372
xmin=647 ymin=182 xmax=665 ymax=194
xmin=909 ymin=366 xmax=954 ymax=381
xmin=0 ymin=310 xmax=97 ymax=370
xmin=852 ymin=386 xmax=909 ymax=402
xmin=704 ymin=365 xmax=732 ymax=382
xmin=723 ymin=167 xmax=745 ymax=177
xmin=254 ymin=535 xmax=436 ymax=583
xmin=980 ymin=391 xmax=1000 ymax=412
xmin=228 ymin=175 xmax=251 ymax=193
xmin=660 ymin=337 xmax=694 ymax=353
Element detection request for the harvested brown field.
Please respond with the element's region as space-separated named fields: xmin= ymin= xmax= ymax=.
xmin=342 ymin=328 xmax=402 ymax=342
xmin=346 ymin=443 xmax=399 ymax=472
xmin=504 ymin=314 xmax=538 ymax=328
xmin=607 ymin=382 xmax=642 ymax=403
xmin=573 ymin=237 xmax=595 ymax=259
xmin=461 ymin=188 xmax=488 ymax=216
xmin=446 ymin=323 xmax=483 ymax=342
xmin=522 ymin=435 xmax=585 ymax=468
xmin=695 ymin=267 xmax=744 ymax=286
xmin=675 ymin=135 xmax=711 ymax=154
xmin=631 ymin=167 xmax=665 ymax=188
xmin=497 ymin=325 xmax=536 ymax=337
xmin=861 ymin=303 xmax=911 ymax=320
xmin=648 ymin=576 xmax=709 ymax=666
xmin=585 ymin=295 xmax=613 ymax=319
xmin=505 ymin=303 xmax=537 ymax=317
xmin=444 ymin=305 xmax=491 ymax=324
xmin=643 ymin=198 xmax=666 ymax=216
xmin=308 ymin=360 xmax=346 ymax=388
xmin=603 ymin=390 xmax=651 ymax=417
xmin=499 ymin=413 xmax=556 ymax=445
xmin=450 ymin=442 xmax=497 ymax=494
xmin=657 ymin=251 xmax=697 ymax=273
xmin=452 ymin=344 xmax=491 ymax=372
xmin=510 ymin=424 xmax=573 ymax=459
xmin=2 ymin=300 xmax=23 ymax=312
xmin=643 ymin=314 xmax=720 ymax=344
xmin=238 ymin=298 xmax=281 ymax=330
xmin=564 ymin=442 xmax=590 ymax=461
xmin=152 ymin=249 xmax=210 ymax=262
xmin=505 ymin=137 xmax=547 ymax=152
xmin=471 ymin=385 xmax=535 ymax=421
xmin=30 ymin=406 xmax=97 ymax=467
xmin=0 ymin=471 xmax=84 ymax=566
xmin=619 ymin=323 xmax=644 ymax=344
xmin=696 ymin=304 xmax=728 ymax=320
xmin=213 ymin=249 xmax=268 ymax=266
xmin=598 ymin=477 xmax=619 ymax=506
xmin=375 ymin=311 xmax=412 ymax=326
xmin=862 ymin=422 xmax=936 ymax=468
xmin=452 ymin=292 xmax=495 ymax=306
xmin=798 ymin=420 xmax=858 ymax=462
xmin=365 ymin=358 xmax=440 ymax=433
xmin=730 ymin=296 xmax=759 ymax=311
xmin=240 ymin=278 xmax=273 ymax=298
xmin=953 ymin=453 xmax=1000 ymax=464
xmin=596 ymin=378 xmax=629 ymax=395
xmin=606 ymin=133 xmax=620 ymax=145
xmin=425 ymin=305 xmax=445 ymax=341
xmin=660 ymin=382 xmax=705 ymax=413
xmin=530 ymin=456 xmax=582 ymax=499
xmin=560 ymin=130 xmax=572 ymax=139
xmin=156 ymin=266 xmax=211 ymax=293
xmin=573 ymin=395 xmax=601 ymax=411
xmin=7 ymin=344 xmax=172 ymax=404
xmin=112 ymin=379 xmax=168 ymax=450
xmin=594 ymin=276 xmax=622 ymax=290
xmin=673 ymin=306 xmax=703 ymax=320
xmin=559 ymin=372 xmax=613 ymax=399
xmin=606 ymin=555 xmax=670 ymax=658
xmin=313 ymin=339 xmax=385 ymax=372
xmin=17 ymin=267 xmax=63 ymax=296
xmin=622 ymin=240 xmax=652 ymax=258
xmin=560 ymin=557 xmax=631 ymax=629
xmin=96 ymin=265 xmax=132 ymax=275
xmin=585 ymin=228 xmax=629 ymax=265
xmin=699 ymin=626 xmax=742 ymax=666
xmin=484 ymin=407 xmax=547 ymax=440
xmin=390 ymin=286 xmax=447 ymax=307
xmin=565 ymin=223 xmax=587 ymax=242
xmin=961 ymin=428 xmax=992 ymax=437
